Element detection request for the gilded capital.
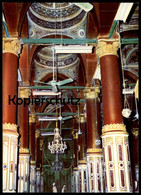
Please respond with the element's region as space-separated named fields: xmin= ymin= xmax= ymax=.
xmin=35 ymin=129 xmax=41 ymax=138
xmin=84 ymin=87 xmax=100 ymax=99
xmin=96 ymin=38 xmax=120 ymax=58
xmin=18 ymin=87 xmax=31 ymax=98
xmin=3 ymin=38 xmax=21 ymax=56
xmin=29 ymin=113 xmax=36 ymax=123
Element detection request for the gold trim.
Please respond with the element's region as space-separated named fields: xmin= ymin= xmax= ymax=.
xmin=29 ymin=113 xmax=36 ymax=123
xmin=78 ymin=160 xmax=87 ymax=165
xmin=73 ymin=167 xmax=78 ymax=172
xmin=87 ymin=148 xmax=102 ymax=153
xmin=3 ymin=123 xmax=18 ymax=131
xmin=3 ymin=38 xmax=21 ymax=56
xmin=96 ymin=38 xmax=120 ymax=58
xmin=102 ymin=123 xmax=127 ymax=134
xmin=30 ymin=160 xmax=36 ymax=166
xmin=19 ymin=148 xmax=30 ymax=154
xmin=18 ymin=87 xmax=31 ymax=98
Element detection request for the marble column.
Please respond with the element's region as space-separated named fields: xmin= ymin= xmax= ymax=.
xmin=96 ymin=38 xmax=133 ymax=192
xmin=3 ymin=38 xmax=21 ymax=192
xmin=84 ymin=87 xmax=104 ymax=192
xmin=17 ymin=87 xmax=31 ymax=192
xmin=29 ymin=113 xmax=37 ymax=192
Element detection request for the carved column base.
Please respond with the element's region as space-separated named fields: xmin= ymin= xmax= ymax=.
xmin=3 ymin=124 xmax=19 ymax=192
xmin=87 ymin=148 xmax=104 ymax=192
xmin=101 ymin=124 xmax=133 ymax=192
xmin=36 ymin=168 xmax=41 ymax=192
xmin=78 ymin=160 xmax=88 ymax=192
xmin=30 ymin=161 xmax=36 ymax=192
xmin=18 ymin=148 xmax=30 ymax=192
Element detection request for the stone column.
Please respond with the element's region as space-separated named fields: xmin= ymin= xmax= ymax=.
xmin=96 ymin=38 xmax=133 ymax=192
xmin=84 ymin=87 xmax=104 ymax=192
xmin=2 ymin=38 xmax=21 ymax=192
xmin=17 ymin=87 xmax=31 ymax=192
xmin=29 ymin=113 xmax=37 ymax=192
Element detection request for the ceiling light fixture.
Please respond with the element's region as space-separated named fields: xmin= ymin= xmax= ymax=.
xmin=114 ymin=3 xmax=134 ymax=22
xmin=32 ymin=90 xmax=61 ymax=96
xmin=53 ymin=45 xmax=93 ymax=54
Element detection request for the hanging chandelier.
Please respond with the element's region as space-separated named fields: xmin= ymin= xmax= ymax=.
xmin=48 ymin=128 xmax=67 ymax=154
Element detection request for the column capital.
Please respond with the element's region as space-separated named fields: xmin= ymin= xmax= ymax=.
xmin=3 ymin=38 xmax=22 ymax=56
xmin=29 ymin=113 xmax=36 ymax=123
xmin=96 ymin=38 xmax=120 ymax=58
xmin=18 ymin=86 xmax=31 ymax=98
xmin=84 ymin=87 xmax=100 ymax=99
xmin=35 ymin=129 xmax=41 ymax=138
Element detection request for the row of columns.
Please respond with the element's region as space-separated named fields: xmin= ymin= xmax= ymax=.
xmin=2 ymin=38 xmax=44 ymax=192
xmin=2 ymin=37 xmax=133 ymax=193
xmin=72 ymin=38 xmax=133 ymax=193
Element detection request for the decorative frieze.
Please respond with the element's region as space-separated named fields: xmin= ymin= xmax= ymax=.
xmin=3 ymin=38 xmax=21 ymax=56
xmin=96 ymin=39 xmax=120 ymax=58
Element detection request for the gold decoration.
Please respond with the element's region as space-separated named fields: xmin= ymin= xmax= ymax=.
xmin=73 ymin=167 xmax=78 ymax=172
xmin=19 ymin=148 xmax=30 ymax=154
xmin=18 ymin=87 xmax=31 ymax=98
xmin=96 ymin=38 xmax=120 ymax=58
xmin=35 ymin=129 xmax=41 ymax=138
xmin=87 ymin=148 xmax=102 ymax=153
xmin=79 ymin=114 xmax=86 ymax=123
xmin=84 ymin=87 xmax=100 ymax=99
xmin=3 ymin=38 xmax=21 ymax=56
xmin=134 ymin=79 xmax=138 ymax=99
xmin=40 ymin=139 xmax=43 ymax=150
xmin=30 ymin=160 xmax=36 ymax=166
xmin=102 ymin=123 xmax=127 ymax=134
xmin=132 ymin=128 xmax=138 ymax=136
xmin=29 ymin=113 xmax=36 ymax=123
xmin=72 ymin=131 xmax=78 ymax=139
xmin=78 ymin=160 xmax=87 ymax=164
xmin=3 ymin=123 xmax=18 ymax=131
